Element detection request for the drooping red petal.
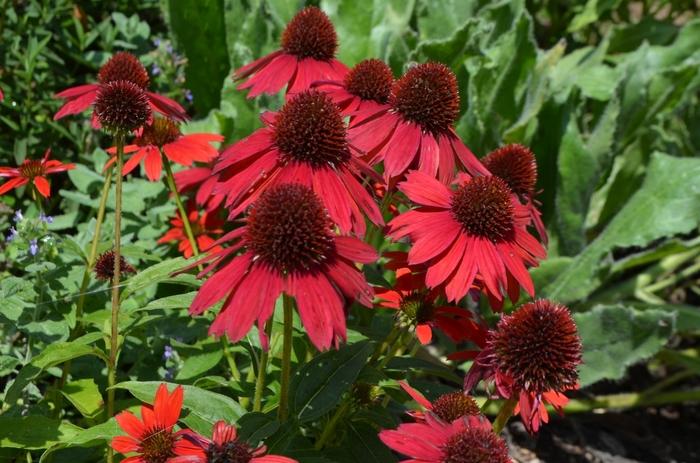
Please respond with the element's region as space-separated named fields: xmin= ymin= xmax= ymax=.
xmin=33 ymin=176 xmax=51 ymax=198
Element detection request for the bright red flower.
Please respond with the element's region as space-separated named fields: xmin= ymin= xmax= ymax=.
xmin=234 ymin=6 xmax=348 ymax=98
xmin=54 ymin=52 xmax=187 ymax=126
xmin=379 ymin=413 xmax=510 ymax=463
xmin=348 ymin=62 xmax=488 ymax=183
xmin=188 ymin=183 xmax=377 ymax=351
xmin=105 ymin=117 xmax=223 ymax=181
xmin=464 ymin=300 xmax=582 ymax=434
xmin=398 ymin=381 xmax=480 ymax=424
xmin=111 ymin=384 xmax=200 ymax=463
xmin=0 ymin=88 xmax=3 ymax=101
xmin=388 ymin=170 xmax=546 ymax=305
xmin=311 ymin=58 xmax=393 ymax=117
xmin=158 ymin=203 xmax=224 ymax=258
xmin=483 ymin=143 xmax=547 ymax=244
xmin=0 ymin=149 xmax=75 ymax=198
xmin=170 ymin=420 xmax=297 ymax=463
xmin=375 ymin=253 xmax=483 ymax=345
xmin=212 ymin=90 xmax=383 ymax=237
xmin=175 ymin=164 xmax=225 ymax=212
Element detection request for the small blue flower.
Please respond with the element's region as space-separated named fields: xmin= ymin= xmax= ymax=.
xmin=29 ymin=239 xmax=39 ymax=256
xmin=163 ymin=345 xmax=174 ymax=360
xmin=166 ymin=43 xmax=174 ymax=54
xmin=6 ymin=227 xmax=18 ymax=242
xmin=153 ymin=38 xmax=161 ymax=47
xmin=39 ymin=213 xmax=53 ymax=224
xmin=151 ymin=64 xmax=161 ymax=76
xmin=13 ymin=210 xmax=23 ymax=222
xmin=184 ymin=89 xmax=193 ymax=103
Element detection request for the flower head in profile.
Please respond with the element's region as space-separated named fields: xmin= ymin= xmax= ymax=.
xmin=312 ymin=58 xmax=393 ymax=117
xmin=188 ymin=183 xmax=377 ymax=351
xmin=175 ymin=163 xmax=226 ymax=212
xmin=171 ymin=420 xmax=297 ymax=463
xmin=158 ymin=203 xmax=224 ymax=258
xmin=375 ymin=252 xmax=484 ymax=345
xmin=95 ymin=80 xmax=151 ymax=133
xmin=111 ymin=384 xmax=200 ymax=463
xmin=234 ymin=6 xmax=348 ymax=98
xmin=54 ymin=51 xmax=187 ymax=126
xmin=483 ymin=143 xmax=547 ymax=244
xmin=212 ymin=90 xmax=383 ymax=237
xmin=379 ymin=413 xmax=510 ymax=463
xmin=94 ymin=250 xmax=136 ymax=281
xmin=398 ymin=381 xmax=480 ymax=424
xmin=348 ymin=62 xmax=488 ymax=182
xmin=388 ymin=170 xmax=546 ymax=305
xmin=465 ymin=300 xmax=582 ymax=433
xmin=0 ymin=149 xmax=75 ymax=198
xmin=105 ymin=117 xmax=223 ymax=181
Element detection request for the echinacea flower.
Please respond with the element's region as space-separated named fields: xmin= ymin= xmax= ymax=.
xmin=175 ymin=164 xmax=225 ymax=212
xmin=94 ymin=80 xmax=151 ymax=133
xmin=188 ymin=183 xmax=377 ymax=351
xmin=54 ymin=51 xmax=187 ymax=125
xmin=111 ymin=384 xmax=201 ymax=463
xmin=375 ymin=253 xmax=483 ymax=345
xmin=464 ymin=299 xmax=582 ymax=433
xmin=158 ymin=203 xmax=224 ymax=258
xmin=234 ymin=6 xmax=348 ymax=98
xmin=482 ymin=143 xmax=547 ymax=244
xmin=213 ymin=90 xmax=383 ymax=237
xmin=105 ymin=117 xmax=223 ymax=181
xmin=379 ymin=413 xmax=510 ymax=463
xmin=348 ymin=62 xmax=488 ymax=182
xmin=0 ymin=149 xmax=75 ymax=198
xmin=311 ymin=58 xmax=393 ymax=116
xmin=388 ymin=170 xmax=546 ymax=304
xmin=94 ymin=250 xmax=136 ymax=281
xmin=398 ymin=381 xmax=480 ymax=424
xmin=170 ymin=420 xmax=297 ymax=463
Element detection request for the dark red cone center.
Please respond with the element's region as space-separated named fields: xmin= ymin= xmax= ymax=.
xmin=137 ymin=118 xmax=182 ymax=147
xmin=246 ymin=183 xmax=334 ymax=274
xmin=139 ymin=427 xmax=176 ymax=463
xmin=281 ymin=6 xmax=338 ymax=61
xmin=94 ymin=250 xmax=136 ymax=281
xmin=431 ymin=392 xmax=480 ymax=423
xmin=451 ymin=176 xmax=514 ymax=241
xmin=98 ymin=52 xmax=150 ymax=89
xmin=442 ymin=428 xmax=511 ymax=463
xmin=19 ymin=160 xmax=46 ymax=179
xmin=482 ymin=144 xmax=538 ymax=197
xmin=206 ymin=440 xmax=253 ymax=463
xmin=399 ymin=291 xmax=435 ymax=325
xmin=94 ymin=80 xmax=151 ymax=133
xmin=391 ymin=62 xmax=459 ymax=135
xmin=344 ymin=59 xmax=393 ymax=104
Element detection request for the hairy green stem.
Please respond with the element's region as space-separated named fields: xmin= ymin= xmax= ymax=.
xmin=106 ymin=134 xmax=124 ymax=463
xmin=278 ymin=294 xmax=294 ymax=421
xmin=315 ymin=399 xmax=351 ymax=450
xmin=162 ymin=154 xmax=199 ymax=257
xmin=492 ymin=397 xmax=518 ymax=434
xmin=221 ymin=338 xmax=241 ymax=382
xmin=253 ymin=322 xmax=274 ymax=412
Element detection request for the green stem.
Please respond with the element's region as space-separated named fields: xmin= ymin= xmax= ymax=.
xmin=492 ymin=397 xmax=517 ymax=434
xmin=278 ymin=294 xmax=294 ymax=421
xmin=641 ymin=369 xmax=695 ymax=397
xmin=31 ymin=185 xmax=43 ymax=213
xmin=253 ymin=322 xmax=274 ymax=412
xmin=162 ymin=154 xmax=199 ymax=257
xmin=221 ymin=338 xmax=241 ymax=382
xmin=315 ymin=399 xmax=351 ymax=450
xmin=369 ymin=325 xmax=401 ymax=364
xmin=106 ymin=134 xmax=125 ymax=463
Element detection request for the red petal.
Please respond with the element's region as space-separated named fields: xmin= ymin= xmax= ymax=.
xmin=334 ymin=236 xmax=377 ymax=264
xmin=33 ymin=176 xmax=51 ymax=197
xmin=399 ymin=170 xmax=452 ymax=208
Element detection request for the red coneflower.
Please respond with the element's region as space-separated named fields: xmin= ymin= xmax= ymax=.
xmin=54 ymin=51 xmax=187 ymax=125
xmin=465 ymin=300 xmax=582 ymax=433
xmin=94 ymin=80 xmax=152 ymax=133
xmin=212 ymin=90 xmax=383 ymax=237
xmin=158 ymin=202 xmax=224 ymax=258
xmin=0 ymin=149 xmax=75 ymax=198
xmin=94 ymin=250 xmax=137 ymax=281
xmin=105 ymin=117 xmax=223 ymax=181
xmin=398 ymin=381 xmax=480 ymax=424
xmin=189 ymin=183 xmax=377 ymax=351
xmin=234 ymin=6 xmax=348 ymax=98
xmin=170 ymin=420 xmax=298 ymax=463
xmin=111 ymin=384 xmax=201 ymax=463
xmin=175 ymin=164 xmax=225 ymax=212
xmin=311 ymin=58 xmax=393 ymax=117
xmin=379 ymin=413 xmax=510 ymax=463
xmin=375 ymin=253 xmax=483 ymax=345
xmin=348 ymin=62 xmax=488 ymax=183
xmin=483 ymin=143 xmax=547 ymax=244
xmin=388 ymin=170 xmax=546 ymax=304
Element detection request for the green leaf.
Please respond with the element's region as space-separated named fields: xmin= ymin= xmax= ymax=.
xmin=113 ymin=381 xmax=245 ymax=427
xmin=338 ymin=422 xmax=398 ymax=462
xmin=61 ymin=379 xmax=104 ymax=419
xmin=290 ymin=341 xmax=374 ymax=422
xmin=165 ymin=0 xmax=230 ymax=113
xmin=237 ymin=412 xmax=280 ymax=446
xmin=40 ymin=419 xmax=121 ymax=462
xmin=177 ymin=346 xmax=224 ymax=381
xmin=0 ymin=416 xmax=82 ymax=450
xmin=120 ymin=257 xmax=190 ymax=301
xmin=544 ymin=153 xmax=700 ymax=303
xmin=4 ymin=341 xmax=107 ymax=407
xmin=139 ymin=292 xmax=197 ymax=312
xmin=575 ymin=305 xmax=675 ymax=387
xmin=0 ymin=355 xmax=20 ymax=376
